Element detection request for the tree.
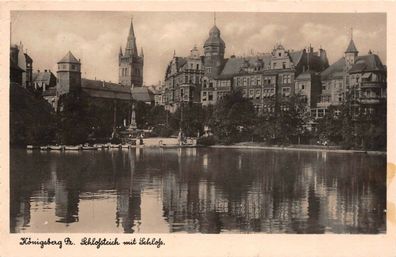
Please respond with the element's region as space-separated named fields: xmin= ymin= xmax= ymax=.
xmin=256 ymin=94 xmax=309 ymax=145
xmin=56 ymin=91 xmax=92 ymax=145
xmin=209 ymin=90 xmax=256 ymax=144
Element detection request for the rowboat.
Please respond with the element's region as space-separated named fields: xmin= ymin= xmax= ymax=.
xmin=109 ymin=144 xmax=121 ymax=149
xmin=121 ymin=144 xmax=131 ymax=149
xmin=49 ymin=145 xmax=64 ymax=151
xmin=82 ymin=146 xmax=98 ymax=150
xmin=64 ymin=145 xmax=82 ymax=151
xmin=26 ymin=145 xmax=39 ymax=150
xmin=93 ymin=144 xmax=107 ymax=149
xmin=40 ymin=146 xmax=49 ymax=151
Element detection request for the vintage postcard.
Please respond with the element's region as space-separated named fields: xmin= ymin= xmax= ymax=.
xmin=0 ymin=1 xmax=395 ymax=257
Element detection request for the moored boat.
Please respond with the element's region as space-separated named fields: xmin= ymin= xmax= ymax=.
xmin=82 ymin=146 xmax=98 ymax=150
xmin=26 ymin=145 xmax=39 ymax=150
xmin=121 ymin=144 xmax=131 ymax=149
xmin=93 ymin=143 xmax=107 ymax=149
xmin=49 ymin=145 xmax=64 ymax=151
xmin=109 ymin=144 xmax=121 ymax=149
xmin=64 ymin=145 xmax=82 ymax=151
xmin=40 ymin=146 xmax=49 ymax=151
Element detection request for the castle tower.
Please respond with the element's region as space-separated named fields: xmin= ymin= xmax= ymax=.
xmin=203 ymin=13 xmax=225 ymax=77
xmin=345 ymin=29 xmax=358 ymax=70
xmin=119 ymin=18 xmax=144 ymax=88
xmin=56 ymin=51 xmax=81 ymax=95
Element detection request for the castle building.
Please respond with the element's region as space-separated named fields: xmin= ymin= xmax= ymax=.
xmin=119 ymin=18 xmax=144 ymax=88
xmin=162 ymin=17 xmax=329 ymax=113
xmin=199 ymin=24 xmax=329 ymax=111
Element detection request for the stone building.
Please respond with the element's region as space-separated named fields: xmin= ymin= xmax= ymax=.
xmin=163 ymin=46 xmax=205 ymax=112
xmin=57 ymin=51 xmax=81 ymax=95
xmin=119 ymin=18 xmax=144 ymax=88
xmin=313 ymin=37 xmax=386 ymax=119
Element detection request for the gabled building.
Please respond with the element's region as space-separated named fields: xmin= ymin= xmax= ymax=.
xmin=314 ymin=37 xmax=386 ymax=119
xmin=32 ymin=69 xmax=57 ymax=92
xmin=10 ymin=43 xmax=33 ymax=88
xmin=164 ymin=47 xmax=205 ymax=112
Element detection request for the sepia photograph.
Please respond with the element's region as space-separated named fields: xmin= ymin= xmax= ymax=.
xmin=9 ymin=10 xmax=387 ymax=235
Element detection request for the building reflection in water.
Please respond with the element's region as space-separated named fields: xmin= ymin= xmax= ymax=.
xmin=115 ymin=149 xmax=142 ymax=233
xmin=10 ymin=148 xmax=386 ymax=234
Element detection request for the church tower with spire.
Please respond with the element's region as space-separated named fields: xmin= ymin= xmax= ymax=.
xmin=345 ymin=28 xmax=359 ymax=70
xmin=119 ymin=18 xmax=144 ymax=87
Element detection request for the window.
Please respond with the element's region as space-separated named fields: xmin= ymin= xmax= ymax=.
xmin=322 ymin=85 xmax=327 ymax=90
xmin=71 ymin=64 xmax=76 ymax=70
xmin=301 ymin=85 xmax=305 ymax=90
xmin=282 ymin=62 xmax=286 ymax=69
xmin=208 ymin=93 xmax=213 ymax=101
xmin=282 ymin=87 xmax=291 ymax=97
xmin=243 ymin=89 xmax=247 ymax=97
xmin=278 ymin=52 xmax=281 ymax=57
xmin=256 ymin=89 xmax=261 ymax=99
xmin=249 ymin=89 xmax=254 ymax=99
xmin=282 ymin=74 xmax=291 ymax=84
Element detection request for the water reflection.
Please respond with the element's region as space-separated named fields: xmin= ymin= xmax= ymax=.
xmin=10 ymin=148 xmax=386 ymax=233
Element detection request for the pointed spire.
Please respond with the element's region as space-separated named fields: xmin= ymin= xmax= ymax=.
xmin=214 ymin=12 xmax=216 ymax=25
xmin=125 ymin=17 xmax=138 ymax=56
xmin=173 ymin=49 xmax=176 ymax=57
xmin=140 ymin=47 xmax=144 ymax=57
xmin=345 ymin=27 xmax=358 ymax=53
xmin=119 ymin=46 xmax=123 ymax=56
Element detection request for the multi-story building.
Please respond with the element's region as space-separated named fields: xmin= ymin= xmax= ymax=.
xmin=164 ymin=46 xmax=205 ymax=112
xmin=313 ymin=38 xmax=386 ymax=119
xmin=162 ymin=18 xmax=329 ymax=113
xmin=10 ymin=42 xmax=33 ymax=88
xmin=119 ymin=18 xmax=144 ymax=88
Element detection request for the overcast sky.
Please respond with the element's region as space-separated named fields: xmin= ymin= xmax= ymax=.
xmin=11 ymin=11 xmax=386 ymax=86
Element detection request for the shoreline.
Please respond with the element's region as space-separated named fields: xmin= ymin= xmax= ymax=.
xmin=208 ymin=144 xmax=386 ymax=155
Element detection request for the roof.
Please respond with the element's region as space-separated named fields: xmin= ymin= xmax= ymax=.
xmin=321 ymin=57 xmax=346 ymax=80
xmin=80 ymin=79 xmax=154 ymax=102
xmin=289 ymin=50 xmax=304 ymax=65
xmin=220 ymin=55 xmax=272 ymax=76
xmin=204 ymin=25 xmax=225 ymax=47
xmin=295 ymin=71 xmax=314 ymax=80
xmin=33 ymin=71 xmax=56 ymax=85
xmin=348 ymin=54 xmax=385 ymax=73
xmin=58 ymin=51 xmax=80 ymax=64
xmin=81 ymin=78 xmax=131 ymax=100
xmin=131 ymin=87 xmax=154 ymax=102
xmin=345 ymin=39 xmax=358 ymax=53
xmin=219 ymin=50 xmax=304 ymax=77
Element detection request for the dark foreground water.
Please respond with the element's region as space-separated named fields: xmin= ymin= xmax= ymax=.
xmin=10 ymin=148 xmax=386 ymax=233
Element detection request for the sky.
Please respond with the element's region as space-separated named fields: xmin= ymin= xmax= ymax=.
xmin=11 ymin=11 xmax=386 ymax=86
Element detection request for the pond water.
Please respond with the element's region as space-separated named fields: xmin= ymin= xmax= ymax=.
xmin=10 ymin=147 xmax=386 ymax=233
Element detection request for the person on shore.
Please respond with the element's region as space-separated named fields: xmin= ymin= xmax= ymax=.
xmin=139 ymin=134 xmax=144 ymax=145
